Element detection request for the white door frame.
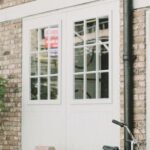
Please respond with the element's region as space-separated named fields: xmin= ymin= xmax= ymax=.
xmin=146 ymin=9 xmax=150 ymax=150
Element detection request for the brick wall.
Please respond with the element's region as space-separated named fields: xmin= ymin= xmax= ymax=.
xmin=120 ymin=0 xmax=146 ymax=149
xmin=0 ymin=0 xmax=148 ymax=150
xmin=133 ymin=8 xmax=146 ymax=149
xmin=0 ymin=19 xmax=22 ymax=150
xmin=0 ymin=0 xmax=35 ymax=9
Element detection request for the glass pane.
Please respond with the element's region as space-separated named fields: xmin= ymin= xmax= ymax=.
xmin=40 ymin=52 xmax=48 ymax=75
xmin=50 ymin=76 xmax=58 ymax=100
xmin=99 ymin=44 xmax=109 ymax=70
xmin=98 ymin=17 xmax=109 ymax=43
xmin=40 ymin=77 xmax=48 ymax=100
xmin=86 ymin=19 xmax=96 ymax=44
xmin=75 ymin=74 xmax=84 ymax=99
xmin=39 ymin=28 xmax=47 ymax=51
xmin=86 ymin=46 xmax=96 ymax=71
xmin=45 ymin=26 xmax=59 ymax=49
xmin=50 ymin=55 xmax=58 ymax=74
xmin=31 ymin=53 xmax=38 ymax=76
xmin=31 ymin=78 xmax=38 ymax=100
xmin=86 ymin=73 xmax=96 ymax=99
xmin=75 ymin=47 xmax=84 ymax=72
xmin=99 ymin=72 xmax=109 ymax=98
xmin=74 ymin=21 xmax=84 ymax=46
xmin=30 ymin=29 xmax=38 ymax=52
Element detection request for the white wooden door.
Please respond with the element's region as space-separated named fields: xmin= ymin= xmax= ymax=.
xmin=66 ymin=2 xmax=120 ymax=150
xmin=22 ymin=1 xmax=120 ymax=150
xmin=22 ymin=13 xmax=67 ymax=150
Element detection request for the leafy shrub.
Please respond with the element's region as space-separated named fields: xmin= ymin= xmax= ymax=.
xmin=0 ymin=77 xmax=7 ymax=112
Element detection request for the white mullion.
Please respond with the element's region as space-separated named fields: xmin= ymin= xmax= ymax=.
xmin=99 ymin=48 xmax=102 ymax=98
xmin=57 ymin=24 xmax=60 ymax=101
xmin=96 ymin=17 xmax=99 ymax=99
xmin=98 ymin=70 xmax=110 ymax=73
xmin=37 ymin=28 xmax=41 ymax=101
xmin=73 ymin=22 xmax=76 ymax=100
xmin=84 ymin=20 xmax=86 ymax=99
xmin=74 ymin=72 xmax=84 ymax=75
xmin=29 ymin=32 xmax=32 ymax=101
xmin=48 ymin=26 xmax=50 ymax=100
xmin=108 ymin=14 xmax=111 ymax=99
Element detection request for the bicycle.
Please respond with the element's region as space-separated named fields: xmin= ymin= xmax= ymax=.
xmin=103 ymin=119 xmax=141 ymax=150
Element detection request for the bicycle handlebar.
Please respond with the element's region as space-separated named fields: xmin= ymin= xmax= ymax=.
xmin=103 ymin=146 xmax=119 ymax=150
xmin=112 ymin=120 xmax=126 ymax=127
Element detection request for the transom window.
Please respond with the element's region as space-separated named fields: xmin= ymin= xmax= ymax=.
xmin=30 ymin=25 xmax=60 ymax=101
xmin=74 ymin=17 xmax=110 ymax=100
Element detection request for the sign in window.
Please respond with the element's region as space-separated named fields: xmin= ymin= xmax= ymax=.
xmin=30 ymin=26 xmax=60 ymax=101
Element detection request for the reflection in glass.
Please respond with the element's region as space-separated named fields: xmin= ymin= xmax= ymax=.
xmin=40 ymin=77 xmax=48 ymax=100
xmin=86 ymin=74 xmax=96 ymax=99
xmin=31 ymin=78 xmax=38 ymax=100
xmin=51 ymin=56 xmax=58 ymax=74
xmin=99 ymin=73 xmax=109 ymax=98
xmin=86 ymin=19 xmax=96 ymax=44
xmin=31 ymin=29 xmax=38 ymax=52
xmin=31 ymin=54 xmax=38 ymax=75
xmin=40 ymin=52 xmax=48 ymax=75
xmin=74 ymin=21 xmax=84 ymax=46
xmin=99 ymin=44 xmax=109 ymax=70
xmin=39 ymin=28 xmax=47 ymax=51
xmin=50 ymin=76 xmax=58 ymax=99
xmin=98 ymin=17 xmax=109 ymax=43
xmin=75 ymin=47 xmax=84 ymax=72
xmin=86 ymin=46 xmax=96 ymax=71
xmin=75 ymin=74 xmax=84 ymax=99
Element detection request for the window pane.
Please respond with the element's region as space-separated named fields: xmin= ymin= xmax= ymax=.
xmin=75 ymin=74 xmax=84 ymax=99
xmin=40 ymin=52 xmax=48 ymax=75
xmin=50 ymin=55 xmax=58 ymax=74
xmin=31 ymin=29 xmax=38 ymax=52
xmin=31 ymin=53 xmax=38 ymax=76
xmin=86 ymin=73 xmax=96 ymax=99
xmin=40 ymin=77 xmax=48 ymax=100
xmin=99 ymin=44 xmax=109 ymax=70
xmin=50 ymin=76 xmax=58 ymax=99
xmin=98 ymin=17 xmax=109 ymax=43
xmin=86 ymin=46 xmax=96 ymax=71
xmin=31 ymin=78 xmax=38 ymax=100
xmin=86 ymin=19 xmax=96 ymax=44
xmin=39 ymin=28 xmax=47 ymax=51
xmin=99 ymin=72 xmax=109 ymax=98
xmin=74 ymin=21 xmax=84 ymax=46
xmin=75 ymin=47 xmax=84 ymax=72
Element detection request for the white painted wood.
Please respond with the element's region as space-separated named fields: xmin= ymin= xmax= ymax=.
xmin=146 ymin=9 xmax=150 ymax=150
xmin=134 ymin=0 xmax=150 ymax=9
xmin=22 ymin=14 xmax=67 ymax=150
xmin=66 ymin=1 xmax=120 ymax=149
xmin=0 ymin=0 xmax=150 ymax=23
xmin=0 ymin=0 xmax=117 ymax=23
xmin=22 ymin=1 xmax=120 ymax=150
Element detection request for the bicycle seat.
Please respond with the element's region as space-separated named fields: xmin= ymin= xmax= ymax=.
xmin=103 ymin=145 xmax=119 ymax=150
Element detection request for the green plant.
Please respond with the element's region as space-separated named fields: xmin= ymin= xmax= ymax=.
xmin=0 ymin=77 xmax=7 ymax=112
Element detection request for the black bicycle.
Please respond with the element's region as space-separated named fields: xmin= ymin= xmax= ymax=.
xmin=103 ymin=119 xmax=142 ymax=150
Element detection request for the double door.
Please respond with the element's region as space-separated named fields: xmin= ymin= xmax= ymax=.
xmin=22 ymin=1 xmax=120 ymax=150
